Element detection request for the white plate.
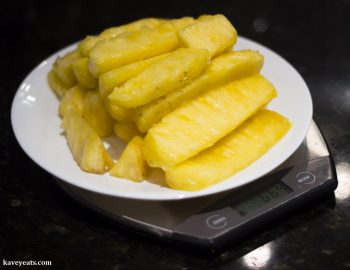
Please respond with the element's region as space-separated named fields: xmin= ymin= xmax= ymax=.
xmin=11 ymin=37 xmax=312 ymax=201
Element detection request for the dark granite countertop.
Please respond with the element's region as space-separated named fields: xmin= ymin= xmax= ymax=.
xmin=1 ymin=0 xmax=350 ymax=269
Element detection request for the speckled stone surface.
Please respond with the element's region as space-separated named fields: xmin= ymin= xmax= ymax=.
xmin=1 ymin=0 xmax=350 ymax=269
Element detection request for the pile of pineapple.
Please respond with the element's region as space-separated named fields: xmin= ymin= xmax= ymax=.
xmin=48 ymin=14 xmax=291 ymax=191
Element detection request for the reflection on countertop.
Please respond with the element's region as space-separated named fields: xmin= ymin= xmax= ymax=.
xmin=242 ymin=242 xmax=273 ymax=268
xmin=334 ymin=161 xmax=350 ymax=202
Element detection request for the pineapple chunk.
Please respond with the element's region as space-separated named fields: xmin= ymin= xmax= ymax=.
xmin=88 ymin=23 xmax=179 ymax=76
xmin=108 ymin=48 xmax=209 ymax=108
xmin=113 ymin=122 xmax=143 ymax=142
xmin=179 ymin=14 xmax=237 ymax=58
xmin=99 ymin=53 xmax=169 ymax=99
xmin=166 ymin=110 xmax=291 ymax=191
xmin=47 ymin=70 xmax=69 ymax=98
xmin=53 ymin=49 xmax=81 ymax=86
xmin=72 ymin=58 xmax=97 ymax=89
xmin=171 ymin=17 xmax=196 ymax=31
xmin=197 ymin=15 xmax=213 ymax=21
xmin=100 ymin=18 xmax=166 ymax=38
xmin=62 ymin=109 xmax=113 ymax=174
xmin=144 ymin=74 xmax=277 ymax=168
xmin=110 ymin=136 xmax=146 ymax=181
xmin=59 ymin=85 xmax=89 ymax=117
xmin=134 ymin=50 xmax=264 ymax=132
xmin=83 ymin=91 xmax=114 ymax=137
xmin=104 ymin=100 xmax=134 ymax=122
xmin=78 ymin=36 xmax=100 ymax=57
xmin=78 ymin=18 xmax=164 ymax=56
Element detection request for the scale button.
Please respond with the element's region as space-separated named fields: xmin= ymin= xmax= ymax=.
xmin=296 ymin=172 xmax=316 ymax=185
xmin=206 ymin=215 xmax=227 ymax=229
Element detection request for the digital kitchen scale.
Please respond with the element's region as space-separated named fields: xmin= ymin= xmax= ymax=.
xmin=56 ymin=121 xmax=337 ymax=251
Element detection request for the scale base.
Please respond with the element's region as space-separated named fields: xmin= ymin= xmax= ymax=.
xmin=56 ymin=121 xmax=337 ymax=250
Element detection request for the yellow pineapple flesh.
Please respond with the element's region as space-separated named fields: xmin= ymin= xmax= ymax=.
xmin=166 ymin=110 xmax=291 ymax=191
xmin=59 ymin=85 xmax=89 ymax=117
xmin=47 ymin=70 xmax=69 ymax=98
xmin=78 ymin=36 xmax=100 ymax=57
xmin=100 ymin=18 xmax=164 ymax=37
xmin=104 ymin=99 xmax=134 ymax=122
xmin=110 ymin=136 xmax=147 ymax=181
xmin=144 ymin=74 xmax=277 ymax=168
xmin=113 ymin=122 xmax=143 ymax=142
xmin=134 ymin=50 xmax=264 ymax=132
xmin=108 ymin=48 xmax=209 ymax=108
xmin=78 ymin=18 xmax=164 ymax=56
xmin=83 ymin=90 xmax=114 ymax=137
xmin=179 ymin=14 xmax=237 ymax=58
xmin=61 ymin=109 xmax=113 ymax=174
xmin=72 ymin=57 xmax=97 ymax=89
xmin=53 ymin=49 xmax=81 ymax=86
xmin=99 ymin=53 xmax=169 ymax=99
xmin=171 ymin=17 xmax=195 ymax=31
xmin=88 ymin=23 xmax=179 ymax=76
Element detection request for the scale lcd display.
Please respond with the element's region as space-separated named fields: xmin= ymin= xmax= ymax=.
xmin=231 ymin=181 xmax=293 ymax=216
